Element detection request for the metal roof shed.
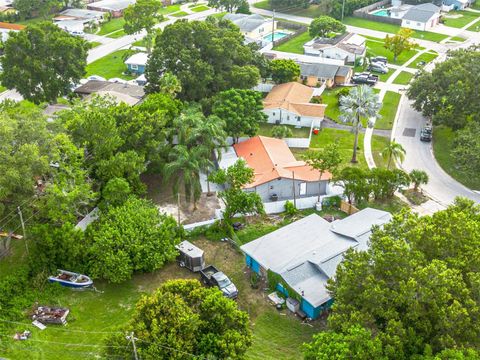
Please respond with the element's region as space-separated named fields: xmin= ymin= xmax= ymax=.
xmin=175 ymin=241 xmax=205 ymax=272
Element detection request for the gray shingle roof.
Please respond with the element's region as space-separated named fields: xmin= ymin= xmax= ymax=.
xmin=403 ymin=3 xmax=439 ymax=22
xmin=240 ymin=208 xmax=392 ymax=307
xmin=223 ymin=13 xmax=266 ymax=32
xmin=300 ymin=62 xmax=339 ymax=79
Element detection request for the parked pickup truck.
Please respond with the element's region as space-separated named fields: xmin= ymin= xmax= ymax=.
xmin=352 ymin=72 xmax=379 ymax=86
xmin=200 ymin=265 xmax=238 ymax=299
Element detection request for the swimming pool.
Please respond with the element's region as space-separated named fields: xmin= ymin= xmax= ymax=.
xmin=372 ymin=9 xmax=389 ymax=17
xmin=262 ymin=31 xmax=290 ymax=42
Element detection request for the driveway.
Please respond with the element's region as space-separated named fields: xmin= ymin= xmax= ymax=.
xmin=393 ymin=95 xmax=480 ymax=206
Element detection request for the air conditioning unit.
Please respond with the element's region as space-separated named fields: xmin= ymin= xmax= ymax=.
xmin=286 ymin=297 xmax=300 ymax=313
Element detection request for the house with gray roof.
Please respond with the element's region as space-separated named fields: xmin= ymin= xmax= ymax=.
xmin=401 ymin=3 xmax=440 ymax=31
xmin=240 ymin=208 xmax=392 ymax=319
xmin=223 ymin=13 xmax=277 ymax=42
xmin=303 ymin=32 xmax=366 ymax=64
xmin=299 ymin=62 xmax=353 ymax=88
xmin=87 ymin=0 xmax=136 ymax=17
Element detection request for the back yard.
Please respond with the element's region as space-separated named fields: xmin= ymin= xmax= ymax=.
xmin=2 ymin=236 xmax=324 ymax=360
xmin=85 ymin=50 xmax=136 ymax=80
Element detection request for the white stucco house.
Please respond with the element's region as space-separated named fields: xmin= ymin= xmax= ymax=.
xmin=223 ymin=13 xmax=277 ymax=42
xmin=303 ymin=32 xmax=366 ymax=64
xmin=263 ymin=82 xmax=326 ymax=128
xmin=401 ymin=3 xmax=441 ymax=31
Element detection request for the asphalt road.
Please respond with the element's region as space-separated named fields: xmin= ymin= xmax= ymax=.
xmin=393 ymin=95 xmax=480 ymax=206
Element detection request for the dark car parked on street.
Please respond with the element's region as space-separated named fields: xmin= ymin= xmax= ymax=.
xmin=420 ymin=125 xmax=432 ymax=142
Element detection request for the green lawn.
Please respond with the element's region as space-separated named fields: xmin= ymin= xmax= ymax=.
xmin=442 ymin=10 xmax=480 ymax=28
xmin=107 ymin=29 xmax=126 ymax=38
xmin=433 ymin=125 xmax=480 ymax=190
xmin=97 ymin=17 xmax=125 ymax=36
xmin=0 ymin=85 xmax=6 ymax=93
xmin=450 ymin=35 xmax=467 ymax=41
xmin=191 ymin=5 xmax=210 ymax=12
xmin=133 ymin=38 xmax=147 ymax=47
xmin=210 ymin=11 xmax=228 ymax=18
xmin=158 ymin=3 xmax=182 ymax=14
xmin=273 ymin=31 xmax=311 ymax=54
xmin=319 ymin=88 xmax=342 ymax=122
xmin=254 ymin=0 xmax=326 ymax=17
xmin=392 ymin=71 xmax=413 ymax=85
xmin=309 ymin=128 xmax=389 ymax=169
xmin=171 ymin=11 xmax=189 ymax=17
xmin=89 ymin=41 xmax=101 ymax=48
xmin=258 ymin=123 xmax=310 ymax=138
xmin=366 ymin=39 xmax=417 ymax=65
xmin=378 ymin=68 xmax=394 ymax=82
xmin=16 ymin=14 xmax=55 ymax=25
xmin=377 ymin=91 xmax=401 ymax=130
xmin=466 ymin=22 xmax=480 ymax=31
xmin=410 ymin=51 xmax=438 ymax=69
xmin=2 ymin=236 xmax=324 ymax=360
xmin=343 ymin=17 xmax=449 ymax=42
xmin=86 ymin=50 xmax=135 ymax=80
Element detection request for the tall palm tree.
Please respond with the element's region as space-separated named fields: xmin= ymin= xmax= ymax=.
xmin=164 ymin=145 xmax=213 ymax=210
xmin=382 ymin=140 xmax=406 ymax=169
xmin=339 ymin=85 xmax=381 ymax=163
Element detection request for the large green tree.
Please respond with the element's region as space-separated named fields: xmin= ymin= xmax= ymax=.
xmin=451 ymin=121 xmax=480 ymax=177
xmin=269 ymin=59 xmax=300 ymax=84
xmin=104 ymin=279 xmax=252 ymax=359
xmin=309 ymin=15 xmax=346 ymax=38
xmin=407 ymin=47 xmax=480 ymax=129
xmin=339 ymin=85 xmax=381 ymax=163
xmin=318 ymin=199 xmax=480 ymax=359
xmin=208 ymin=0 xmax=244 ymax=12
xmin=1 ymin=22 xmax=89 ymax=104
xmin=212 ymin=89 xmax=267 ymax=143
xmin=123 ymin=0 xmax=164 ymax=53
xmin=209 ymin=159 xmax=264 ymax=222
xmin=86 ymin=197 xmax=181 ymax=283
xmin=13 ymin=0 xmax=62 ymax=20
xmin=145 ymin=19 xmax=262 ymax=101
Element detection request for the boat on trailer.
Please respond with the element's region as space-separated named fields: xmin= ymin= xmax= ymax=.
xmin=48 ymin=269 xmax=93 ymax=289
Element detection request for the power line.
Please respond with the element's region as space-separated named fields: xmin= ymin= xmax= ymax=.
xmin=0 ymin=333 xmax=124 ymax=348
xmin=0 ymin=318 xmax=123 ymax=334
xmin=0 ymin=197 xmax=37 ymax=226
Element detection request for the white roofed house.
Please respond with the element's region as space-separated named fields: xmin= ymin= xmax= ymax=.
xmin=240 ymin=208 xmax=392 ymax=319
xmin=304 ymin=32 xmax=366 ymax=64
xmin=87 ymin=0 xmax=136 ymax=17
xmin=401 ymin=3 xmax=441 ymax=31
xmin=54 ymin=8 xmax=106 ymax=33
xmin=223 ymin=13 xmax=277 ymax=42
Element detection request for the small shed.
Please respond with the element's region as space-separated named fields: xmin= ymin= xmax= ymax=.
xmin=175 ymin=241 xmax=205 ymax=272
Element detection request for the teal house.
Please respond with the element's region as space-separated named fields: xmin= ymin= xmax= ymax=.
xmin=125 ymin=52 xmax=148 ymax=75
xmin=241 ymin=208 xmax=391 ymax=319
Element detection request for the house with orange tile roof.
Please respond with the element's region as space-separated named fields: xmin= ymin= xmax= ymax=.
xmin=263 ymin=82 xmax=327 ymax=129
xmin=219 ymin=136 xmax=332 ymax=204
xmin=0 ymin=22 xmax=25 ymax=41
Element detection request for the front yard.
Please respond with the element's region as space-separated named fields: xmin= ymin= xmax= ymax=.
xmin=410 ymin=51 xmax=438 ymax=69
xmin=432 ymin=125 xmax=480 ymax=190
xmin=343 ymin=17 xmax=449 ymax=42
xmin=442 ymin=10 xmax=480 ymax=28
xmin=392 ymin=71 xmax=413 ymax=85
xmin=96 ymin=17 xmax=125 ymax=36
xmin=366 ymin=38 xmax=418 ymax=65
xmin=309 ymin=128 xmax=389 ymax=169
xmin=85 ymin=50 xmax=136 ymax=80
xmin=377 ymin=91 xmax=402 ymax=130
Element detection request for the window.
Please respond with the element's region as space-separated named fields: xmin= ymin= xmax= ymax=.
xmin=287 ymin=115 xmax=290 ymax=120
xmin=273 ymin=112 xmax=276 ymax=116
xmin=406 ymin=20 xmax=410 ymax=24
xmin=417 ymin=22 xmax=421 ymax=26
xmin=130 ymin=64 xmax=138 ymax=70
xmin=297 ymin=116 xmax=301 ymax=122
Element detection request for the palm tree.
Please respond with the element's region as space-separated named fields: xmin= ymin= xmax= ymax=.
xmin=164 ymin=145 xmax=213 ymax=210
xmin=409 ymin=169 xmax=429 ymax=192
xmin=382 ymin=140 xmax=406 ymax=169
xmin=339 ymin=85 xmax=381 ymax=163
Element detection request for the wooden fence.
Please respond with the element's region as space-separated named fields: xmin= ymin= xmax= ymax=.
xmin=340 ymin=200 xmax=359 ymax=215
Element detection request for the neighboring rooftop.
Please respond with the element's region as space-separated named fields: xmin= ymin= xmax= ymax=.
xmin=403 ymin=3 xmax=440 ymax=22
xmin=223 ymin=13 xmax=268 ymax=32
xmin=240 ymin=208 xmax=392 ymax=307
xmin=125 ymin=52 xmax=149 ymax=66
xmin=88 ymin=0 xmax=135 ymax=11
xmin=233 ymin=136 xmax=330 ymax=188
xmin=57 ymin=8 xmax=105 ymax=19
xmin=0 ymin=22 xmax=25 ymax=30
xmin=263 ymin=82 xmax=326 ymax=118
xmin=299 ymin=62 xmax=352 ymax=79
xmin=307 ymin=32 xmax=366 ymax=55
xmin=74 ymin=80 xmax=145 ymax=99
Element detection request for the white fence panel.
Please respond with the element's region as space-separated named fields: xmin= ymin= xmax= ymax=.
xmin=183 ymin=219 xmax=217 ymax=231
xmin=253 ymin=83 xmax=275 ymax=93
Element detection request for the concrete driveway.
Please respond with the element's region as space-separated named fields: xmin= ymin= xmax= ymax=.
xmin=393 ymin=95 xmax=480 ymax=207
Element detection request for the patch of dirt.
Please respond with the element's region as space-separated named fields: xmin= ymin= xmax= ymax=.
xmin=141 ymin=173 xmax=221 ymax=225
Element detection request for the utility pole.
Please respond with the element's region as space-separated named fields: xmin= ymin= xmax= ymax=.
xmin=17 ymin=206 xmax=27 ymax=255
xmin=341 ymin=0 xmax=346 ymax=21
xmin=272 ymin=9 xmax=275 ymax=44
xmin=126 ymin=332 xmax=139 ymax=360
xmin=292 ymin=171 xmax=296 ymax=208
